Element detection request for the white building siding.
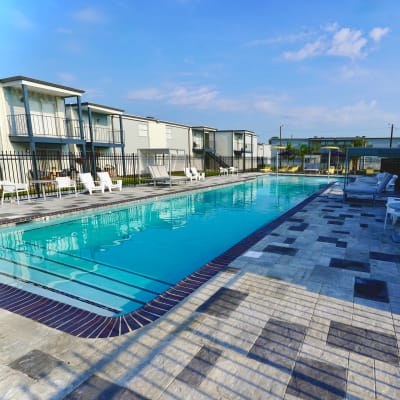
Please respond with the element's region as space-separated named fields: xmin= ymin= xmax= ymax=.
xmin=121 ymin=117 xmax=150 ymax=153
xmin=215 ymin=132 xmax=232 ymax=157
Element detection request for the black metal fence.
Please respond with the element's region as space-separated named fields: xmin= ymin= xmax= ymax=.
xmin=0 ymin=151 xmax=267 ymax=201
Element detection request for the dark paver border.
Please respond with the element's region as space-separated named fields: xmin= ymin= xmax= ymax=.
xmin=0 ymin=181 xmax=332 ymax=338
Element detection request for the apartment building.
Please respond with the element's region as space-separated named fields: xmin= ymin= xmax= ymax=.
xmin=0 ymin=75 xmax=260 ymax=180
xmin=0 ymin=76 xmax=85 ymax=155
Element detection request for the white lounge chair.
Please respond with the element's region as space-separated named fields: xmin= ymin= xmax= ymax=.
xmin=229 ymin=166 xmax=239 ymax=175
xmin=343 ymin=172 xmax=393 ymax=203
xmin=384 ymin=197 xmax=400 ymax=229
xmin=190 ymin=167 xmax=205 ymax=180
xmin=184 ymin=168 xmax=196 ymax=182
xmin=0 ymin=180 xmax=30 ymax=205
xmin=97 ymin=171 xmax=122 ymax=192
xmin=386 ymin=175 xmax=398 ymax=191
xmin=78 ymin=172 xmax=105 ymax=195
xmin=219 ymin=167 xmax=228 ymax=175
xmin=147 ymin=165 xmax=187 ymax=187
xmin=55 ymin=176 xmax=77 ymax=198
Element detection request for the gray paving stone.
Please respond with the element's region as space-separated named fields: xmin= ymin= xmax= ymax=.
xmin=286 ymin=357 xmax=347 ymax=400
xmin=247 ymin=318 xmax=307 ymax=371
xmin=64 ymin=375 xmax=148 ymax=400
xmin=196 ymin=287 xmax=248 ymax=318
xmin=8 ymin=349 xmax=63 ymax=380
xmin=327 ymin=321 xmax=400 ymax=365
xmin=176 ymin=345 xmax=222 ymax=387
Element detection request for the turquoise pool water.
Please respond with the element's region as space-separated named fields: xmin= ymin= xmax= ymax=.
xmin=0 ymin=176 xmax=334 ymax=316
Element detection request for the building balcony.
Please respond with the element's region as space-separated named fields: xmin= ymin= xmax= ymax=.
xmin=7 ymin=114 xmax=122 ymax=145
xmin=92 ymin=126 xmax=122 ymax=145
xmin=8 ymin=113 xmax=82 ymax=141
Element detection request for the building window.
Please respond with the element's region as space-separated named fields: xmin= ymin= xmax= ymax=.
xmin=138 ymin=123 xmax=148 ymax=137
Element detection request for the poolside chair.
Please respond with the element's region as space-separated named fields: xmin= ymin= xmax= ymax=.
xmin=78 ymin=172 xmax=105 ymax=195
xmin=55 ymin=176 xmax=77 ymax=198
xmin=0 ymin=180 xmax=30 ymax=205
xmin=259 ymin=166 xmax=272 ymax=173
xmin=219 ymin=167 xmax=228 ymax=175
xmin=287 ymin=166 xmax=299 ymax=173
xmin=384 ymin=197 xmax=400 ymax=229
xmin=190 ymin=167 xmax=205 ymax=180
xmin=97 ymin=171 xmax=122 ymax=192
xmin=229 ymin=166 xmax=239 ymax=175
xmin=148 ymin=165 xmax=186 ymax=186
xmin=343 ymin=172 xmax=393 ymax=203
xmin=184 ymin=168 xmax=197 ymax=182
xmin=386 ymin=174 xmax=398 ymax=192
xmin=324 ymin=166 xmax=335 ymax=174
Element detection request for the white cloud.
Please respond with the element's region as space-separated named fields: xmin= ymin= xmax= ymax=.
xmin=168 ymin=86 xmax=218 ymax=106
xmin=369 ymin=27 xmax=389 ymax=42
xmin=74 ymin=7 xmax=104 ymax=23
xmin=283 ymin=39 xmax=324 ymax=61
xmin=282 ymin=24 xmax=389 ymax=62
xmin=246 ymin=30 xmax=314 ymax=47
xmin=126 ymin=83 xmax=393 ymax=132
xmin=327 ymin=28 xmax=368 ymax=58
xmin=127 ymin=84 xmax=220 ymax=109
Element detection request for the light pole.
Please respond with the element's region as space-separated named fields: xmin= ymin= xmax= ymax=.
xmin=273 ymin=145 xmax=286 ymax=176
xmin=279 ymin=125 xmax=283 ymax=146
xmin=389 ymin=123 xmax=394 ymax=148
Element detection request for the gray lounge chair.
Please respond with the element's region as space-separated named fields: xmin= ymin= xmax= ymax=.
xmin=147 ymin=165 xmax=187 ymax=187
xmin=343 ymin=172 xmax=393 ymax=202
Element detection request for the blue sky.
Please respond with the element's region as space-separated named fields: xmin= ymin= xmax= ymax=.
xmin=1 ymin=0 xmax=399 ymax=142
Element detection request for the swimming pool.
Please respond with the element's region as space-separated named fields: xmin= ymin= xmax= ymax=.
xmin=0 ymin=176 xmax=334 ymax=336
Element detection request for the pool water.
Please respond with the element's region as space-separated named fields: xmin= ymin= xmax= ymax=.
xmin=0 ymin=176 xmax=333 ymax=316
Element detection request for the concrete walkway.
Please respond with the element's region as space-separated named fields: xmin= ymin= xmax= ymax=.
xmin=0 ymin=175 xmax=399 ymax=399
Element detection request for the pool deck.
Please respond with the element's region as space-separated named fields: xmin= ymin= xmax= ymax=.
xmin=0 ymin=174 xmax=399 ymax=399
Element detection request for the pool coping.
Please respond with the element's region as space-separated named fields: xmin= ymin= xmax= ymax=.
xmin=0 ymin=181 xmax=333 ymax=338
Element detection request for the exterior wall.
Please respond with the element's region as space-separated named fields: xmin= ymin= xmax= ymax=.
xmin=257 ymin=143 xmax=272 ymax=159
xmin=0 ymin=87 xmax=12 ymax=151
xmin=167 ymin=125 xmax=189 ymax=152
xmin=148 ymin=120 xmax=167 ymax=148
xmin=122 ymin=115 xmax=190 ymax=155
xmin=122 ymin=117 xmax=150 ymax=153
xmin=215 ymin=131 xmax=232 ymax=157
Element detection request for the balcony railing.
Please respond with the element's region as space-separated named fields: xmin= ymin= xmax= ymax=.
xmin=92 ymin=126 xmax=122 ymax=144
xmin=7 ymin=114 xmax=122 ymax=144
xmin=8 ymin=113 xmax=81 ymax=139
